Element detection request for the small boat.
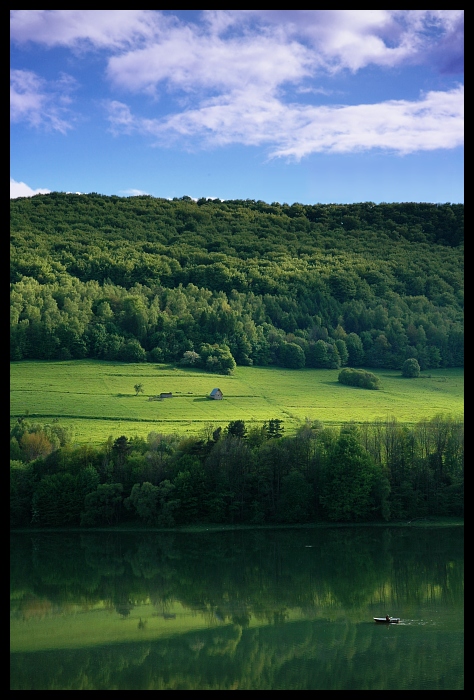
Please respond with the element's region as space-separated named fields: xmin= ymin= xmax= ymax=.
xmin=374 ymin=617 xmax=400 ymax=624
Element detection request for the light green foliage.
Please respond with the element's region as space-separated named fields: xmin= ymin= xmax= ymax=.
xmin=199 ymin=343 xmax=236 ymax=375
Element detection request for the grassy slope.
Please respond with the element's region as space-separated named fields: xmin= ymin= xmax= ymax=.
xmin=10 ymin=360 xmax=464 ymax=446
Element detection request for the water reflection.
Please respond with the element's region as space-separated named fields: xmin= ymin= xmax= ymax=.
xmin=11 ymin=526 xmax=463 ymax=690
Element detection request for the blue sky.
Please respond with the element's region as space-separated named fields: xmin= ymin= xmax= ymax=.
xmin=10 ymin=10 xmax=463 ymax=204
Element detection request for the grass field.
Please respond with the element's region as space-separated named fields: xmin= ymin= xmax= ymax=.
xmin=10 ymin=361 xmax=464 ymax=446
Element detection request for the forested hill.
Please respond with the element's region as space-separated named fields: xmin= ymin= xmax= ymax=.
xmin=10 ymin=193 xmax=463 ymax=371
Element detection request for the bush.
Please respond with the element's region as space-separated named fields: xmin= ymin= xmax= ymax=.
xmin=401 ymin=358 xmax=421 ymax=377
xmin=199 ymin=343 xmax=236 ymax=374
xmin=117 ymin=339 xmax=146 ymax=362
xmin=338 ymin=368 xmax=381 ymax=390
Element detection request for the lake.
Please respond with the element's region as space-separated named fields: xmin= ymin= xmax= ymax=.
xmin=10 ymin=525 xmax=463 ymax=690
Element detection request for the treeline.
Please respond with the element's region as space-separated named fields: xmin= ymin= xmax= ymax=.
xmin=10 ymin=414 xmax=464 ymax=528
xmin=10 ymin=194 xmax=463 ymax=371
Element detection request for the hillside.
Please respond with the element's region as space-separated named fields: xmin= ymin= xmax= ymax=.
xmin=10 ymin=194 xmax=463 ymax=371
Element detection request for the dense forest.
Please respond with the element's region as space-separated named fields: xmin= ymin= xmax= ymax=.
xmin=11 ymin=414 xmax=464 ymax=528
xmin=10 ymin=194 xmax=463 ymax=372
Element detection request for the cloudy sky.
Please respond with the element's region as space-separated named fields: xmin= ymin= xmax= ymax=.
xmin=11 ymin=10 xmax=463 ymax=203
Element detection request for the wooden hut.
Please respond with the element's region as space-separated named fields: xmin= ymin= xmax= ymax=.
xmin=209 ymin=388 xmax=223 ymax=400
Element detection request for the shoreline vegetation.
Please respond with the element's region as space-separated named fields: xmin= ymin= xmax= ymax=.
xmin=11 ymin=403 xmax=464 ymax=526
xmin=11 ymin=516 xmax=464 ymax=534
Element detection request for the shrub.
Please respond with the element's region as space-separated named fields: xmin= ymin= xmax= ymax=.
xmin=117 ymin=339 xmax=146 ymax=362
xmin=338 ymin=368 xmax=381 ymax=390
xmin=401 ymin=358 xmax=421 ymax=377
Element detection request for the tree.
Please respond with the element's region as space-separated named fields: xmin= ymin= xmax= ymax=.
xmin=307 ymin=339 xmax=330 ymax=368
xmin=277 ymin=470 xmax=313 ymax=523
xmin=180 ymin=350 xmax=201 ymax=365
xmin=20 ymin=430 xmax=54 ymax=462
xmin=264 ymin=419 xmax=285 ymax=439
xmin=11 ymin=461 xmax=37 ymax=527
xmin=401 ymin=358 xmax=421 ymax=378
xmin=134 ymin=383 xmax=144 ymax=396
xmin=319 ymin=427 xmax=380 ymax=521
xmin=117 ymin=339 xmax=146 ymax=362
xmin=280 ymin=342 xmax=305 ymax=369
xmin=125 ymin=482 xmax=160 ymax=525
xmin=225 ymin=420 xmax=247 ymax=440
xmin=199 ymin=343 xmax=236 ymax=375
xmin=81 ymin=483 xmax=124 ymax=526
xmin=335 ymin=339 xmax=349 ymax=366
xmin=345 ymin=333 xmax=365 ymax=366
xmin=31 ymin=473 xmax=80 ymax=527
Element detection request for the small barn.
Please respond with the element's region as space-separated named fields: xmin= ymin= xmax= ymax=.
xmin=209 ymin=388 xmax=223 ymax=400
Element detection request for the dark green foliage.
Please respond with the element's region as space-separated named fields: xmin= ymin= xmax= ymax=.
xmin=81 ymin=483 xmax=124 ymax=526
xmin=10 ymin=194 xmax=462 ymax=371
xmin=335 ymin=339 xmax=349 ymax=366
xmin=10 ymin=413 xmax=463 ymax=528
xmin=264 ymin=419 xmax=285 ymax=439
xmin=31 ymin=473 xmax=82 ymax=527
xmin=117 ymin=339 xmax=146 ymax=363
xmin=345 ymin=333 xmax=365 ymax=366
xmin=277 ymin=470 xmax=313 ymax=523
xmin=319 ymin=427 xmax=381 ymax=521
xmin=125 ymin=481 xmax=177 ymax=527
xmin=226 ymin=420 xmax=247 ymax=439
xmin=401 ymin=358 xmax=421 ymax=377
xmin=279 ymin=341 xmax=306 ymax=369
xmin=338 ymin=368 xmax=381 ymax=390
xmin=306 ymin=340 xmax=330 ymax=368
xmin=10 ymin=461 xmax=37 ymax=526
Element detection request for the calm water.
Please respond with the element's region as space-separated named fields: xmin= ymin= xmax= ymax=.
xmin=11 ymin=526 xmax=463 ymax=690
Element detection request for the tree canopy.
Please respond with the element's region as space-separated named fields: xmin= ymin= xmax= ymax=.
xmin=11 ymin=194 xmax=463 ymax=372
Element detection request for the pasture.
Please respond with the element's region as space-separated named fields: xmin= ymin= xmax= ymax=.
xmin=10 ymin=361 xmax=464 ymax=446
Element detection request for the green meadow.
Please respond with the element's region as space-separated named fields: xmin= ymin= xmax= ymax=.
xmin=10 ymin=360 xmax=463 ymax=446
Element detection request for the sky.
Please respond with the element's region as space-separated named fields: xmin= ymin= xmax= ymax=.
xmin=10 ymin=10 xmax=464 ymax=204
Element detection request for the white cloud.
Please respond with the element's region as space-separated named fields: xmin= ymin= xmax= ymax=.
xmin=10 ymin=10 xmax=162 ymax=49
xmin=273 ymin=86 xmax=464 ymax=158
xmin=106 ymin=29 xmax=314 ymax=95
xmin=106 ymin=86 xmax=463 ymax=158
xmin=210 ymin=10 xmax=464 ymax=73
xmin=11 ymin=10 xmax=463 ymax=159
xmin=10 ymin=69 xmax=75 ymax=132
xmin=100 ymin=10 xmax=463 ymax=160
xmin=10 ymin=178 xmax=51 ymax=198
xmin=120 ymin=189 xmax=150 ymax=196
xmin=10 ymin=10 xmax=464 ymax=86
